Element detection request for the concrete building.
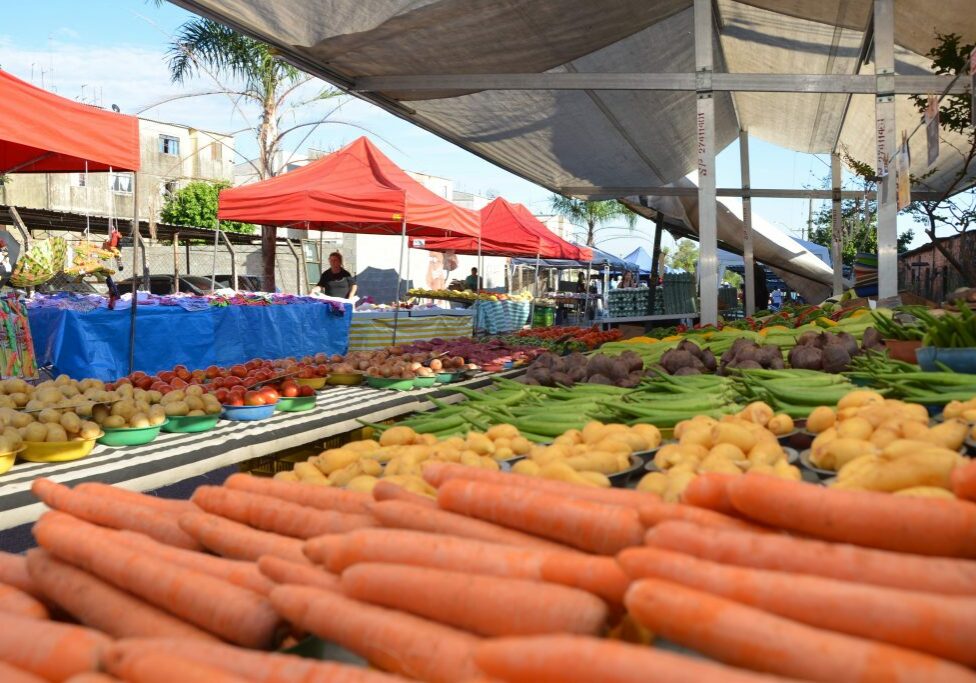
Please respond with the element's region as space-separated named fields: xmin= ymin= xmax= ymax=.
xmin=4 ymin=118 xmax=235 ymax=223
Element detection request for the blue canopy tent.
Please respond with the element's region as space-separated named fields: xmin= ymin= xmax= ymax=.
xmin=623 ymin=247 xmax=653 ymax=274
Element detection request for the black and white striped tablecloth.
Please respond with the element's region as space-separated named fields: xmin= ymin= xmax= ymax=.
xmin=0 ymin=372 xmax=513 ymax=530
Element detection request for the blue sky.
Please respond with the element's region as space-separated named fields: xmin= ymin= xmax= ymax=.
xmin=1 ymin=0 xmax=927 ymax=257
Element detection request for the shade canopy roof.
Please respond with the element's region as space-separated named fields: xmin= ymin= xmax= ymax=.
xmin=217 ymin=136 xmax=480 ymax=238
xmin=0 ymin=69 xmax=140 ymax=173
xmin=624 ymin=247 xmax=654 ymax=274
xmin=421 ymin=197 xmax=592 ymax=260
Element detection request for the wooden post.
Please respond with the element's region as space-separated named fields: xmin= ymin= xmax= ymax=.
xmin=648 ymin=211 xmax=664 ymax=316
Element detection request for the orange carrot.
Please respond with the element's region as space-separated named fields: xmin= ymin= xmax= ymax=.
xmin=951 ymin=460 xmax=976 ymax=502
xmin=270 ymin=584 xmax=481 ymax=683
xmin=727 ymin=473 xmax=976 ymax=557
xmin=74 ymin=483 xmax=196 ymax=516
xmin=645 ymin=520 xmax=976 ymax=596
xmin=103 ymin=646 xmax=250 ymax=683
xmin=370 ymin=500 xmax=567 ymax=551
xmin=474 ymin=635 xmax=800 ymax=683
xmin=680 ymin=472 xmax=739 ymax=515
xmin=192 ymin=485 xmax=375 ymax=539
xmin=372 ymin=479 xmax=437 ymax=508
xmin=638 ymin=498 xmax=767 ymax=533
xmin=26 ymin=548 xmax=216 ymax=641
xmin=0 ymin=661 xmax=47 ymax=683
xmin=341 ymin=562 xmax=608 ymax=636
xmin=538 ymin=554 xmax=631 ymax=605
xmin=0 ymin=551 xmax=42 ymax=599
xmin=0 ymin=611 xmax=110 ymax=681
xmin=257 ymin=556 xmax=340 ymax=592
xmin=109 ymin=638 xmax=407 ymax=683
xmin=31 ymin=478 xmax=201 ymax=550
xmin=625 ymin=578 xmax=976 ymax=682
xmin=33 ymin=512 xmax=283 ymax=649
xmin=437 ymin=479 xmax=644 ymax=554
xmin=0 ymin=581 xmax=48 ymax=619
xmin=423 ymin=461 xmax=659 ymax=508
xmin=618 ymin=545 xmax=976 ymax=666
xmin=179 ymin=511 xmax=310 ymax=565
xmin=64 ymin=674 xmax=121 ymax=683
xmin=113 ymin=529 xmax=273 ymax=595
xmin=224 ymin=473 xmax=372 ymax=514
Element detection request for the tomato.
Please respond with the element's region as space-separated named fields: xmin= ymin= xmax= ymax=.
xmin=214 ymin=388 xmax=229 ymax=403
xmin=223 ymin=376 xmax=241 ymax=388
xmin=150 ymin=381 xmax=169 ymax=393
xmin=170 ymin=377 xmax=188 ymax=390
xmin=230 ymin=364 xmax=247 ymax=378
xmin=260 ymin=386 xmax=280 ymax=403
xmin=243 ymin=390 xmax=266 ymax=406
xmin=298 ymin=385 xmax=315 ymax=397
xmin=135 ymin=376 xmax=155 ymax=390
xmin=130 ymin=371 xmax=147 ymax=381
xmin=158 ymin=371 xmax=175 ymax=383
xmin=281 ymin=381 xmax=300 ymax=398
xmin=226 ymin=394 xmax=245 ymax=407
xmin=245 ymin=359 xmax=261 ymax=371
xmin=205 ymin=365 xmax=220 ymax=379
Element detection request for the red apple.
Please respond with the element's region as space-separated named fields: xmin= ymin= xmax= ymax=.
xmin=244 ymin=391 xmax=266 ymax=406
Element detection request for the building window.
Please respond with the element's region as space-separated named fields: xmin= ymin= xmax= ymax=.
xmin=210 ymin=142 xmax=222 ymax=161
xmin=72 ymin=173 xmax=87 ymax=187
xmin=159 ymin=135 xmax=180 ymax=156
xmin=112 ymin=173 xmax=133 ymax=194
xmin=163 ymin=181 xmax=177 ymax=196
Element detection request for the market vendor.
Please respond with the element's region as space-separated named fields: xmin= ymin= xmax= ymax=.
xmin=465 ymin=267 xmax=481 ymax=291
xmin=312 ymin=251 xmax=357 ymax=299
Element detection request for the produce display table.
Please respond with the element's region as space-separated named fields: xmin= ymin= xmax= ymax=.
xmin=348 ymin=312 xmax=474 ymax=352
xmin=0 ymin=371 xmax=514 ymax=532
xmin=473 ymin=300 xmax=531 ymax=334
xmin=598 ymin=313 xmax=699 ymax=330
xmin=28 ymin=302 xmax=353 ymax=381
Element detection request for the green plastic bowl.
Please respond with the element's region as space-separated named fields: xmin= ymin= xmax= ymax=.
xmin=161 ymin=414 xmax=221 ymax=433
xmin=276 ymin=395 xmax=317 ymax=412
xmin=366 ymin=376 xmax=415 ymax=391
xmin=435 ymin=371 xmax=463 ymax=384
xmin=98 ymin=421 xmax=167 ymax=447
xmin=412 ymin=376 xmax=437 ymax=388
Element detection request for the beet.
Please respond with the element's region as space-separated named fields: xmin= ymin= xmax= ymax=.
xmin=735 ymin=360 xmax=763 ymax=370
xmin=700 ymin=349 xmax=717 ymax=372
xmin=588 ymin=374 xmax=613 ymax=385
xmin=863 ymin=326 xmax=883 ymax=350
xmin=796 ymin=331 xmax=820 ymax=347
xmin=550 ymin=371 xmax=574 ymax=387
xmin=661 ymin=349 xmax=696 ymax=375
xmin=677 ymin=340 xmax=702 ymax=358
xmin=673 ymin=366 xmax=701 ymax=376
xmin=768 ymin=355 xmax=786 ymax=369
xmin=822 ymin=344 xmax=852 ymax=373
xmin=756 ymin=344 xmax=782 ymax=368
xmin=834 ymin=331 xmax=859 ymax=358
xmin=789 ymin=345 xmax=823 ymax=370
xmin=587 ymin=354 xmax=613 ymax=377
xmin=619 ymin=350 xmax=644 ymax=373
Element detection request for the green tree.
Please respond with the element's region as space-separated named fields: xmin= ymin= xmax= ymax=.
xmin=668 ymin=239 xmax=699 ymax=272
xmin=160 ymin=181 xmax=254 ymax=234
xmin=548 ymin=196 xmax=637 ymax=246
xmin=723 ymin=270 xmax=743 ymax=288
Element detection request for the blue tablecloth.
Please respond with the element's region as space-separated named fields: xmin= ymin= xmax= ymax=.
xmin=29 ymin=303 xmax=352 ymax=381
xmin=472 ymin=300 xmax=531 ymax=334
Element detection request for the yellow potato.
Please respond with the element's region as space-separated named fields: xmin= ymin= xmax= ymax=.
xmin=893 ymin=486 xmax=956 ymax=500
xmin=836 ymin=416 xmax=873 ymax=441
xmin=295 ymin=461 xmax=331 ymax=484
xmin=673 ymin=415 xmax=718 ymax=439
xmin=738 ymin=401 xmax=774 ymax=426
xmin=698 ymin=453 xmax=743 ymax=475
xmin=565 ymin=451 xmax=625 ymax=474
xmin=882 ymin=439 xmax=938 ymax=458
xmin=837 ymin=390 xmax=884 ymax=410
xmin=329 ymin=461 xmax=370 ymax=487
xmin=577 ymin=471 xmax=612 ymax=487
xmin=459 ymin=451 xmax=485 ymax=468
xmin=710 ymin=422 xmax=757 ymax=454
xmin=835 ymin=447 xmax=957 ymax=492
xmin=102 ymin=415 xmax=126 ymax=430
xmin=486 ymin=423 xmax=520 ymax=441
xmin=662 ymin=469 xmax=696 ymax=503
xmin=509 ymin=436 xmax=532 ymax=456
xmin=636 ymin=471 xmax=669 ymax=496
xmin=344 ymin=475 xmax=379 ymax=493
xmin=868 ymin=428 xmax=899 ymax=449
xmin=813 ymin=438 xmax=877 ymax=471
xmin=679 ymin=427 xmax=712 ymax=450
xmin=922 ymin=419 xmax=968 ymax=451
xmin=901 ymin=421 xmax=929 ymax=440
xmin=594 ymin=438 xmax=633 ymax=456
xmin=772 ymin=459 xmax=802 ymax=481
xmin=493 ymin=446 xmax=515 ymax=460
xmin=315 ymin=448 xmax=360 ymax=474
xmin=346 ymin=439 xmax=381 ymax=453
xmin=631 ymin=424 xmax=662 ymax=450
xmin=358 ymin=458 xmax=383 ymax=477
xmin=59 ymin=412 xmax=82 ymax=434
xmin=581 ymin=421 xmax=607 ymax=444
xmin=379 ymin=426 xmax=417 ymax=447
xmin=512 ymin=459 xmax=541 ymax=476
xmin=273 ymin=470 xmax=299 ymax=483
xmin=539 ymin=461 xmax=599 ymax=487
xmin=766 ymin=413 xmax=794 ymax=436
xmin=708 ymin=442 xmax=746 ymax=463
xmin=654 ymin=444 xmax=703 ymax=470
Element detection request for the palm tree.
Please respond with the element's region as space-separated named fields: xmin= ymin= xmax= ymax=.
xmin=548 ymin=196 xmax=637 ymax=246
xmin=156 ymin=15 xmax=350 ymax=290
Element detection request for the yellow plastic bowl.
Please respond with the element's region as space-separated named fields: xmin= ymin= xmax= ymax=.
xmin=21 ymin=435 xmax=102 ymax=463
xmin=295 ymin=376 xmax=327 ymax=390
xmin=0 ymin=447 xmax=24 ymax=475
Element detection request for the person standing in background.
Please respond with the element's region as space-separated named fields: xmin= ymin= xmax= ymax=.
xmin=771 ymin=287 xmax=784 ymax=310
xmin=464 ymin=267 xmax=481 ymax=291
xmin=312 ymin=251 xmax=357 ymax=299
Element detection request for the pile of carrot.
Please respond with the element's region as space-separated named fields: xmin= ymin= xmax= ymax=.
xmin=1 ymin=455 xmax=975 ymax=682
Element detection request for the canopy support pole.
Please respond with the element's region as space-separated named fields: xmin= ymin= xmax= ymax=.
xmin=739 ymin=129 xmax=756 ymax=317
xmin=392 ymin=215 xmax=407 ymax=345
xmin=127 ymin=172 xmax=140 ymax=375
xmin=648 ymin=211 xmax=664 ymax=316
xmin=695 ymin=0 xmax=718 ymax=325
xmin=874 ymin=0 xmax=897 ymax=300
xmin=210 ymin=222 xmax=220 ymax=293
xmin=831 ymin=152 xmax=845 ymax=296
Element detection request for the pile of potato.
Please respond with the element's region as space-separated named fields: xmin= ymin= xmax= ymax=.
xmin=89 ymin=385 xmax=221 ymax=429
xmin=805 ymin=389 xmax=968 ymax=497
xmin=636 ymin=401 xmax=801 ymax=502
xmin=0 ymin=406 xmax=100 ymax=446
xmin=944 ymin=397 xmax=976 ymax=423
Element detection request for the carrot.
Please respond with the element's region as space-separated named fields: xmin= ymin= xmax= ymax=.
xmin=224 ymin=472 xmax=372 ymax=514
xmin=103 ymin=646 xmax=250 ymax=683
xmin=191 ymin=485 xmax=375 ymax=539
xmin=538 ymin=554 xmax=631 ymax=605
xmin=473 ymin=635 xmax=800 ymax=683
xmin=63 ymin=675 xmax=121 ymax=683
xmin=619 ymin=545 xmax=976 ymax=666
xmin=0 ymin=662 xmax=47 ymax=683
xmin=74 ymin=483 xmax=196 ymax=516
xmin=270 ymin=584 xmax=481 ymax=683
xmin=370 ymin=500 xmax=568 ymax=551
xmin=951 ymin=460 xmax=976 ymax=502
xmin=179 ymin=511 xmax=310 ymax=565
xmin=107 ymin=638 xmax=407 ymax=683
xmin=0 ymin=611 xmax=110 ymax=681
xmin=372 ymin=479 xmax=437 ymax=508
xmin=0 ymin=551 xmax=42 ymax=599
xmin=113 ymin=529 xmax=274 ymax=595
xmin=638 ymin=498 xmax=766 ymax=533
xmin=437 ymin=479 xmax=644 ymax=554
xmin=26 ymin=548 xmax=216 ymax=641
xmin=0 ymin=581 xmax=48 ymax=619
xmin=31 ymin=479 xmax=201 ymax=551
xmin=680 ymin=472 xmax=739 ymax=515
xmin=33 ymin=512 xmax=283 ymax=649
xmin=625 ymin=578 xmax=976 ymax=683
xmin=727 ymin=473 xmax=976 ymax=557
xmin=341 ymin=562 xmax=608 ymax=636
xmin=257 ymin=555 xmax=340 ymax=592
xmin=645 ymin=519 xmax=976 ymax=596
xmin=423 ymin=461 xmax=659 ymax=508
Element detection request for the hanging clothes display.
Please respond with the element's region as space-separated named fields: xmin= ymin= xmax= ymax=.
xmin=0 ymin=295 xmax=37 ymax=378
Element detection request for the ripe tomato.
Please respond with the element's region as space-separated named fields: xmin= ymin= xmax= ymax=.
xmin=205 ymin=365 xmax=220 ymax=379
xmin=243 ymin=390 xmax=266 ymax=406
xmin=298 ymin=385 xmax=315 ymax=397
xmin=230 ymin=364 xmax=247 ymax=379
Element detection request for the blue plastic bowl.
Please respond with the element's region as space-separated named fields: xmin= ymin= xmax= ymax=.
xmin=222 ymin=403 xmax=277 ymax=421
xmin=915 ymin=347 xmax=976 ymax=374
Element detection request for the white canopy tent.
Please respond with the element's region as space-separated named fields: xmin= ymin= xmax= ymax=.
xmin=170 ymin=0 xmax=975 ymax=321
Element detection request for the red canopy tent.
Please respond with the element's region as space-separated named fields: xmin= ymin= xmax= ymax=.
xmin=421 ymin=197 xmax=592 ymax=261
xmin=0 ymin=69 xmax=140 ymax=173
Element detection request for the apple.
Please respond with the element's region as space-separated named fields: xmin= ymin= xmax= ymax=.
xmin=298 ymin=385 xmax=315 ymax=397
xmin=244 ymin=391 xmax=266 ymax=406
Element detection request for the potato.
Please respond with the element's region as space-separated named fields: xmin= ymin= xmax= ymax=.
xmin=23 ymin=422 xmax=48 ymax=442
xmin=9 ymin=392 xmax=30 ymax=408
xmin=654 ymin=444 xmax=704 ymax=470
xmin=813 ymin=438 xmax=877 ymax=471
xmin=901 ymin=421 xmax=930 ymax=439
xmin=273 ymin=470 xmax=300 ymax=483
xmin=710 ymin=422 xmax=757 ymax=454
xmin=129 ymin=413 xmax=150 ymax=429
xmin=294 ymin=461 xmax=331 ymax=485
xmin=465 ymin=433 xmax=495 ymax=456
xmin=636 ymin=471 xmax=669 ymax=496
xmin=0 ymin=436 xmax=15 ymax=454
xmin=565 ymin=451 xmax=626 ymax=474
xmin=922 ymin=419 xmax=968 ymax=451
xmin=882 ymin=439 xmax=935 ymax=458
xmin=893 ymin=486 xmax=957 ymax=499
xmin=0 ymin=396 xmax=15 ymax=410
xmin=329 ymin=462 xmax=369 ymax=487
xmin=836 ymin=416 xmax=873 ymax=441
xmin=868 ymin=428 xmax=899 ymax=449
xmin=805 ymin=406 xmax=835 ymax=434
xmin=185 ymin=396 xmax=205 ymax=413
xmin=185 ymin=385 xmax=204 ymax=397
xmin=539 ymin=461 xmax=599 ymax=487
xmin=581 ymin=421 xmax=607 ymax=444
xmin=316 ymin=448 xmax=360 ymax=474
xmin=59 ymin=412 xmax=82 ymax=434
xmin=738 ymin=401 xmax=774 ymax=426
xmin=835 ymin=448 xmax=958 ymax=492
xmin=79 ymin=421 xmax=101 ymax=439
xmin=486 ymin=423 xmax=520 ymax=441
xmin=837 ymin=390 xmax=884 ymax=410
xmin=631 ymin=423 xmax=662 ymax=450
xmin=379 ymin=426 xmax=417 ymax=447
xmin=765 ymin=414 xmax=794 ymax=436
xmin=147 ymin=411 xmax=167 ymax=426
xmin=112 ymin=400 xmax=136 ymax=420
xmin=358 ymin=458 xmax=383 ymax=477
xmin=577 ymin=471 xmax=612 ymax=487
xmin=103 ymin=415 xmax=126 ymax=429
xmin=45 ymin=424 xmax=68 ymax=442
xmin=662 ymin=469 xmax=696 ymax=503
xmin=36 ymin=408 xmax=61 ymax=425
xmin=345 ymin=475 xmax=379 ymax=494
xmin=772 ymin=460 xmax=802 ymax=481
xmin=163 ymin=401 xmax=190 ymax=417
xmin=37 ymin=388 xmax=63 ymax=404
xmin=679 ymin=427 xmax=712 ymax=449
xmin=698 ymin=453 xmax=743 ymax=475
xmin=673 ymin=415 xmax=717 ymax=439
xmin=512 ymin=459 xmax=541 ymax=476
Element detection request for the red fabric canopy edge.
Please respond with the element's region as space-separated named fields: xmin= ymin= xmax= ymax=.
xmin=0 ymin=70 xmax=140 ymax=173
